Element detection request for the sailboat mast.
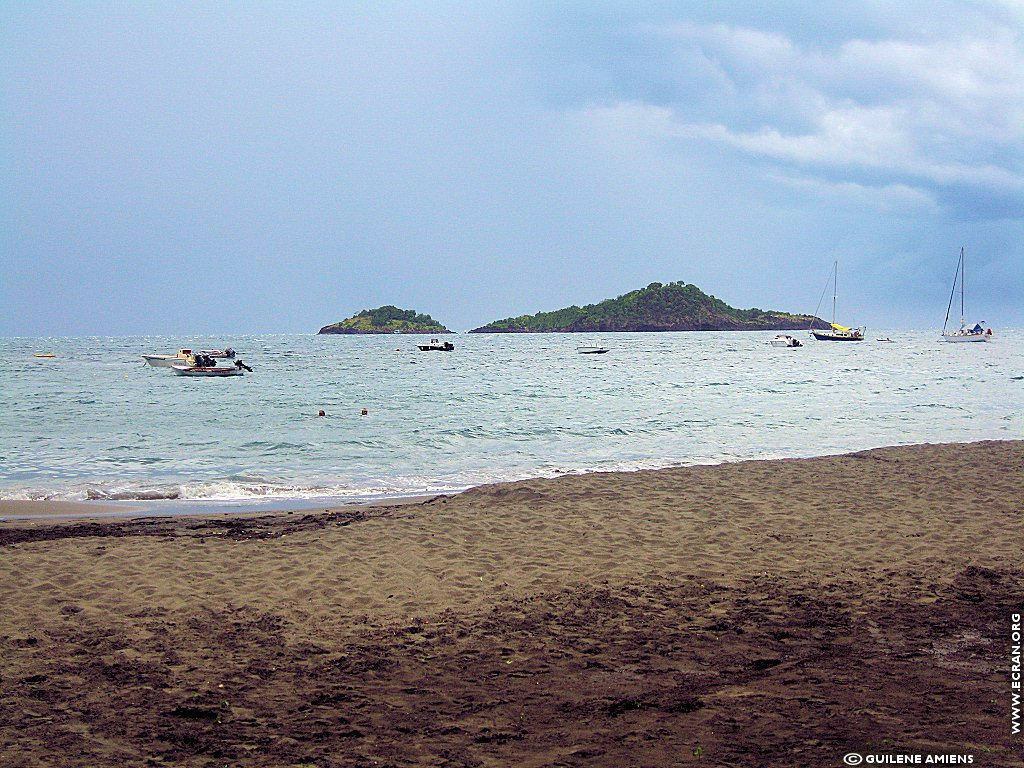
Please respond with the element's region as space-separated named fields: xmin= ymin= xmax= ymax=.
xmin=832 ymin=261 xmax=837 ymax=326
xmin=960 ymin=247 xmax=965 ymax=327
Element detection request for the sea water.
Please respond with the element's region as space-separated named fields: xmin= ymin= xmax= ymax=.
xmin=1 ymin=331 xmax=1022 ymax=510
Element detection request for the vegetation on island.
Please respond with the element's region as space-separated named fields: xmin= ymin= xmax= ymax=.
xmin=318 ymin=306 xmax=452 ymax=335
xmin=469 ymin=282 xmax=825 ymax=333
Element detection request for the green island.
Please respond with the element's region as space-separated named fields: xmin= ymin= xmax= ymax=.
xmin=469 ymin=282 xmax=823 ymax=333
xmin=318 ymin=306 xmax=452 ymax=335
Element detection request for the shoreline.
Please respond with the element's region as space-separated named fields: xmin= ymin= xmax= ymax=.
xmin=0 ymin=493 xmax=438 ymax=525
xmin=2 ymin=439 xmax=1022 ymax=766
xmin=0 ymin=437 xmax=1009 ymax=523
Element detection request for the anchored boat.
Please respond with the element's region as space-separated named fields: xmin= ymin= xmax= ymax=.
xmin=171 ymin=364 xmax=245 ymax=377
xmin=170 ymin=353 xmax=252 ymax=377
xmin=143 ymin=348 xmax=236 ymax=367
xmin=417 ymin=338 xmax=455 ymax=351
xmin=808 ymin=262 xmax=865 ymax=341
xmin=942 ymin=247 xmax=992 ymax=342
xmin=143 ymin=349 xmax=195 ymax=367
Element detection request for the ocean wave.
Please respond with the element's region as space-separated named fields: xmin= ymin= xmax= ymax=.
xmin=86 ymin=487 xmax=184 ymax=501
xmin=0 ymin=476 xmax=473 ymax=503
xmin=0 ymin=443 xmax=894 ymax=503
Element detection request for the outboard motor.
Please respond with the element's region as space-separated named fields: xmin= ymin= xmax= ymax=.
xmin=235 ymin=359 xmax=253 ymax=372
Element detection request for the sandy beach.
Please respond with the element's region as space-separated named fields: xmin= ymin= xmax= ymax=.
xmin=1 ymin=440 xmax=1021 ymax=767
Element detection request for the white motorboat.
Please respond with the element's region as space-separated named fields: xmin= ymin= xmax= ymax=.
xmin=169 ymin=352 xmax=252 ymax=376
xmin=171 ymin=353 xmax=251 ymax=377
xmin=143 ymin=347 xmax=236 ymax=367
xmin=577 ymin=344 xmax=609 ymax=354
xmin=417 ymin=338 xmax=455 ymax=351
xmin=143 ymin=349 xmax=195 ymax=367
xmin=942 ymin=247 xmax=992 ymax=342
xmin=768 ymin=334 xmax=802 ymax=348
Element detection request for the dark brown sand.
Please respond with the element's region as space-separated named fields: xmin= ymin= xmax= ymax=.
xmin=1 ymin=441 xmax=1022 ymax=767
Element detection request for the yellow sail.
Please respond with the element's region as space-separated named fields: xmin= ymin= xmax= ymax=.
xmin=829 ymin=323 xmax=851 ymax=331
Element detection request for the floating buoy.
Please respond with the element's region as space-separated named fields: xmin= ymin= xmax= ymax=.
xmin=361 ymin=409 xmax=368 ymax=416
xmin=318 ymin=410 xmax=326 ymax=417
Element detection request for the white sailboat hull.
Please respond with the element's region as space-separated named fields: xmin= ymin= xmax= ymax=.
xmin=942 ymin=332 xmax=991 ymax=343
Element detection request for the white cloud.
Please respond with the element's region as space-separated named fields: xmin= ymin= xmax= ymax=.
xmin=577 ymin=99 xmax=1022 ymax=189
xmin=829 ymin=32 xmax=1024 ymax=139
xmin=655 ymin=21 xmax=799 ymax=73
xmin=578 ymin=18 xmax=1024 ymax=213
xmin=765 ymin=172 xmax=940 ymax=213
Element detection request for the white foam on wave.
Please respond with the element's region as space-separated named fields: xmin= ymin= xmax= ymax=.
xmin=0 ymin=476 xmax=476 ymax=504
xmin=0 ymin=446 xmax=875 ymax=503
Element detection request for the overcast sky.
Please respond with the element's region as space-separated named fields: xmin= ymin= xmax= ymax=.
xmin=3 ymin=2 xmax=1022 ymax=335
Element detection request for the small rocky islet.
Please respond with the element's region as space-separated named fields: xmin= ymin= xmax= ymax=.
xmin=318 ymin=306 xmax=452 ymax=335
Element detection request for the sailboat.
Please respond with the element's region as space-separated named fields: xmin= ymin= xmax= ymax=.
xmin=942 ymin=247 xmax=991 ymax=342
xmin=808 ymin=261 xmax=865 ymax=341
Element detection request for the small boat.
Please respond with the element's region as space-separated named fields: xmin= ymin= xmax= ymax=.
xmin=942 ymin=247 xmax=992 ymax=342
xmin=172 ymin=364 xmax=244 ymax=377
xmin=808 ymin=261 xmax=865 ymax=341
xmin=876 ymin=337 xmax=895 ymax=343
xmin=768 ymin=334 xmax=802 ymax=348
xmin=201 ymin=347 xmax=236 ymax=359
xmin=811 ymin=325 xmax=864 ymax=341
xmin=417 ymin=338 xmax=455 ymax=351
xmin=942 ymin=323 xmax=992 ymax=342
xmin=143 ymin=349 xmax=194 ymax=367
xmin=171 ymin=353 xmax=251 ymax=377
xmin=33 ymin=353 xmax=56 ymax=358
xmin=577 ymin=344 xmax=609 ymax=354
xmin=143 ymin=347 xmax=237 ymax=366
